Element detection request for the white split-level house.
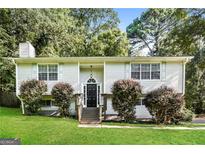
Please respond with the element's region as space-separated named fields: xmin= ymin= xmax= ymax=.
xmin=14 ymin=42 xmax=192 ymax=123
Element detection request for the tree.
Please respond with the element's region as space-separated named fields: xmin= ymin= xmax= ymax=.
xmin=0 ymin=27 xmax=15 ymax=93
xmin=0 ymin=8 xmax=128 ymax=94
xmin=0 ymin=9 xmax=76 ymax=57
xmin=90 ymin=28 xmax=129 ymax=56
xmin=161 ymin=9 xmax=205 ymax=56
xmin=126 ymin=9 xmax=187 ymax=56
xmin=144 ymin=86 xmax=185 ymax=124
xmin=51 ymin=82 xmax=74 ymax=117
xmin=66 ymin=8 xmax=128 ymax=56
xmin=69 ymin=8 xmax=119 ymax=34
xmin=111 ymin=79 xmax=142 ymax=122
xmin=185 ymin=48 xmax=205 ymax=113
xmin=0 ymin=58 xmax=15 ymax=93
xmin=162 ymin=9 xmax=205 ymax=113
xmin=19 ymin=79 xmax=47 ymax=114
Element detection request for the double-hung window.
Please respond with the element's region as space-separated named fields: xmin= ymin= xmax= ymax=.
xmin=141 ymin=64 xmax=150 ymax=79
xmin=151 ymin=64 xmax=160 ymax=79
xmin=136 ymin=98 xmax=145 ymax=106
xmin=131 ymin=64 xmax=140 ymax=79
xmin=131 ymin=63 xmax=160 ymax=80
xmin=38 ymin=64 xmax=58 ymax=81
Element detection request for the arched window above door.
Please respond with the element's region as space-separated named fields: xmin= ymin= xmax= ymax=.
xmin=87 ymin=77 xmax=96 ymax=83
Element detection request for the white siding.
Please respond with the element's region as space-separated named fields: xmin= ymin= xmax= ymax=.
xmin=17 ymin=63 xmax=79 ymax=95
xmin=135 ymin=106 xmax=152 ymax=118
xmin=106 ymin=97 xmax=151 ymax=118
xmin=62 ymin=63 xmax=79 ymax=93
xmin=105 ymin=63 xmax=128 ymax=93
xmin=46 ymin=81 xmax=59 ymax=94
xmin=80 ymin=68 xmax=103 ymax=84
xmin=104 ymin=61 xmax=184 ymax=118
xmin=17 ymin=64 xmax=35 ymax=95
xmin=80 ymin=67 xmax=104 ymax=93
xmin=106 ymin=97 xmax=118 ymax=115
xmin=166 ymin=63 xmax=183 ymax=93
xmin=44 ymin=63 xmax=79 ymax=94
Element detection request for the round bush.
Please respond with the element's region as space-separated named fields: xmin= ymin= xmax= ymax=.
xmin=144 ymin=86 xmax=185 ymax=124
xmin=51 ymin=82 xmax=74 ymax=117
xmin=111 ymin=79 xmax=142 ymax=122
xmin=19 ymin=79 xmax=47 ymax=114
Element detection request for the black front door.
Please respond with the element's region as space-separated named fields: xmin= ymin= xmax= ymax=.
xmin=87 ymin=84 xmax=97 ymax=107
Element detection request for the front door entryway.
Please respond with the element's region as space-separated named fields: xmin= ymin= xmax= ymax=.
xmin=82 ymin=76 xmax=101 ymax=108
xmin=87 ymin=84 xmax=97 ymax=107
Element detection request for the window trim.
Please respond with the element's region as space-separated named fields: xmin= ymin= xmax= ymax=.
xmin=130 ymin=62 xmax=161 ymax=81
xmin=131 ymin=64 xmax=141 ymax=80
xmin=136 ymin=97 xmax=145 ymax=106
xmin=151 ymin=63 xmax=161 ymax=80
xmin=40 ymin=99 xmax=53 ymax=107
xmin=37 ymin=63 xmax=59 ymax=81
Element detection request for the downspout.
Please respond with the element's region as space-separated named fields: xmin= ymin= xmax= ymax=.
xmin=17 ymin=95 xmax=25 ymax=115
xmin=14 ymin=59 xmax=25 ymax=115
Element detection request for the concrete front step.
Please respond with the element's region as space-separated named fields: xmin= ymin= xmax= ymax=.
xmin=81 ymin=107 xmax=100 ymax=124
xmin=81 ymin=118 xmax=99 ymax=121
xmin=80 ymin=120 xmax=101 ymax=124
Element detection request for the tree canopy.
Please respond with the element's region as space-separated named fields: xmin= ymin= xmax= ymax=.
xmin=0 ymin=8 xmax=128 ymax=93
xmin=0 ymin=8 xmax=128 ymax=57
xmin=126 ymin=8 xmax=187 ymax=56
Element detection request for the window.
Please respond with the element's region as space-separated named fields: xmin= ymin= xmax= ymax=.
xmin=136 ymin=98 xmax=145 ymax=106
xmin=40 ymin=100 xmax=52 ymax=107
xmin=97 ymin=85 xmax=100 ymax=105
xmin=48 ymin=65 xmax=58 ymax=80
xmin=151 ymin=64 xmax=160 ymax=79
xmin=136 ymin=99 xmax=141 ymax=105
xmin=38 ymin=64 xmax=58 ymax=81
xmin=131 ymin=64 xmax=140 ymax=79
xmin=141 ymin=64 xmax=150 ymax=79
xmin=39 ymin=65 xmax=47 ymax=80
xmin=131 ymin=63 xmax=160 ymax=80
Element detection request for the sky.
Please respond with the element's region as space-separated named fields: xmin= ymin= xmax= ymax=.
xmin=114 ymin=8 xmax=147 ymax=32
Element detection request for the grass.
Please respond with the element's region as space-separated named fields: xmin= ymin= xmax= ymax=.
xmin=103 ymin=121 xmax=205 ymax=128
xmin=1 ymin=107 xmax=205 ymax=145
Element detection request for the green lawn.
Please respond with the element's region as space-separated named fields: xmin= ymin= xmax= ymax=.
xmin=1 ymin=107 xmax=205 ymax=145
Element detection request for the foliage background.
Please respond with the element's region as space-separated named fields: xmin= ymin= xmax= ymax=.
xmin=0 ymin=8 xmax=205 ymax=114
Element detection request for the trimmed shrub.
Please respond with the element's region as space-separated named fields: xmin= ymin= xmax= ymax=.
xmin=111 ymin=79 xmax=142 ymax=122
xmin=51 ymin=82 xmax=74 ymax=117
xmin=144 ymin=86 xmax=185 ymax=124
xmin=19 ymin=79 xmax=47 ymax=114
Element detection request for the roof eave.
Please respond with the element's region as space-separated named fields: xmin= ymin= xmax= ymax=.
xmin=13 ymin=56 xmax=194 ymax=64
